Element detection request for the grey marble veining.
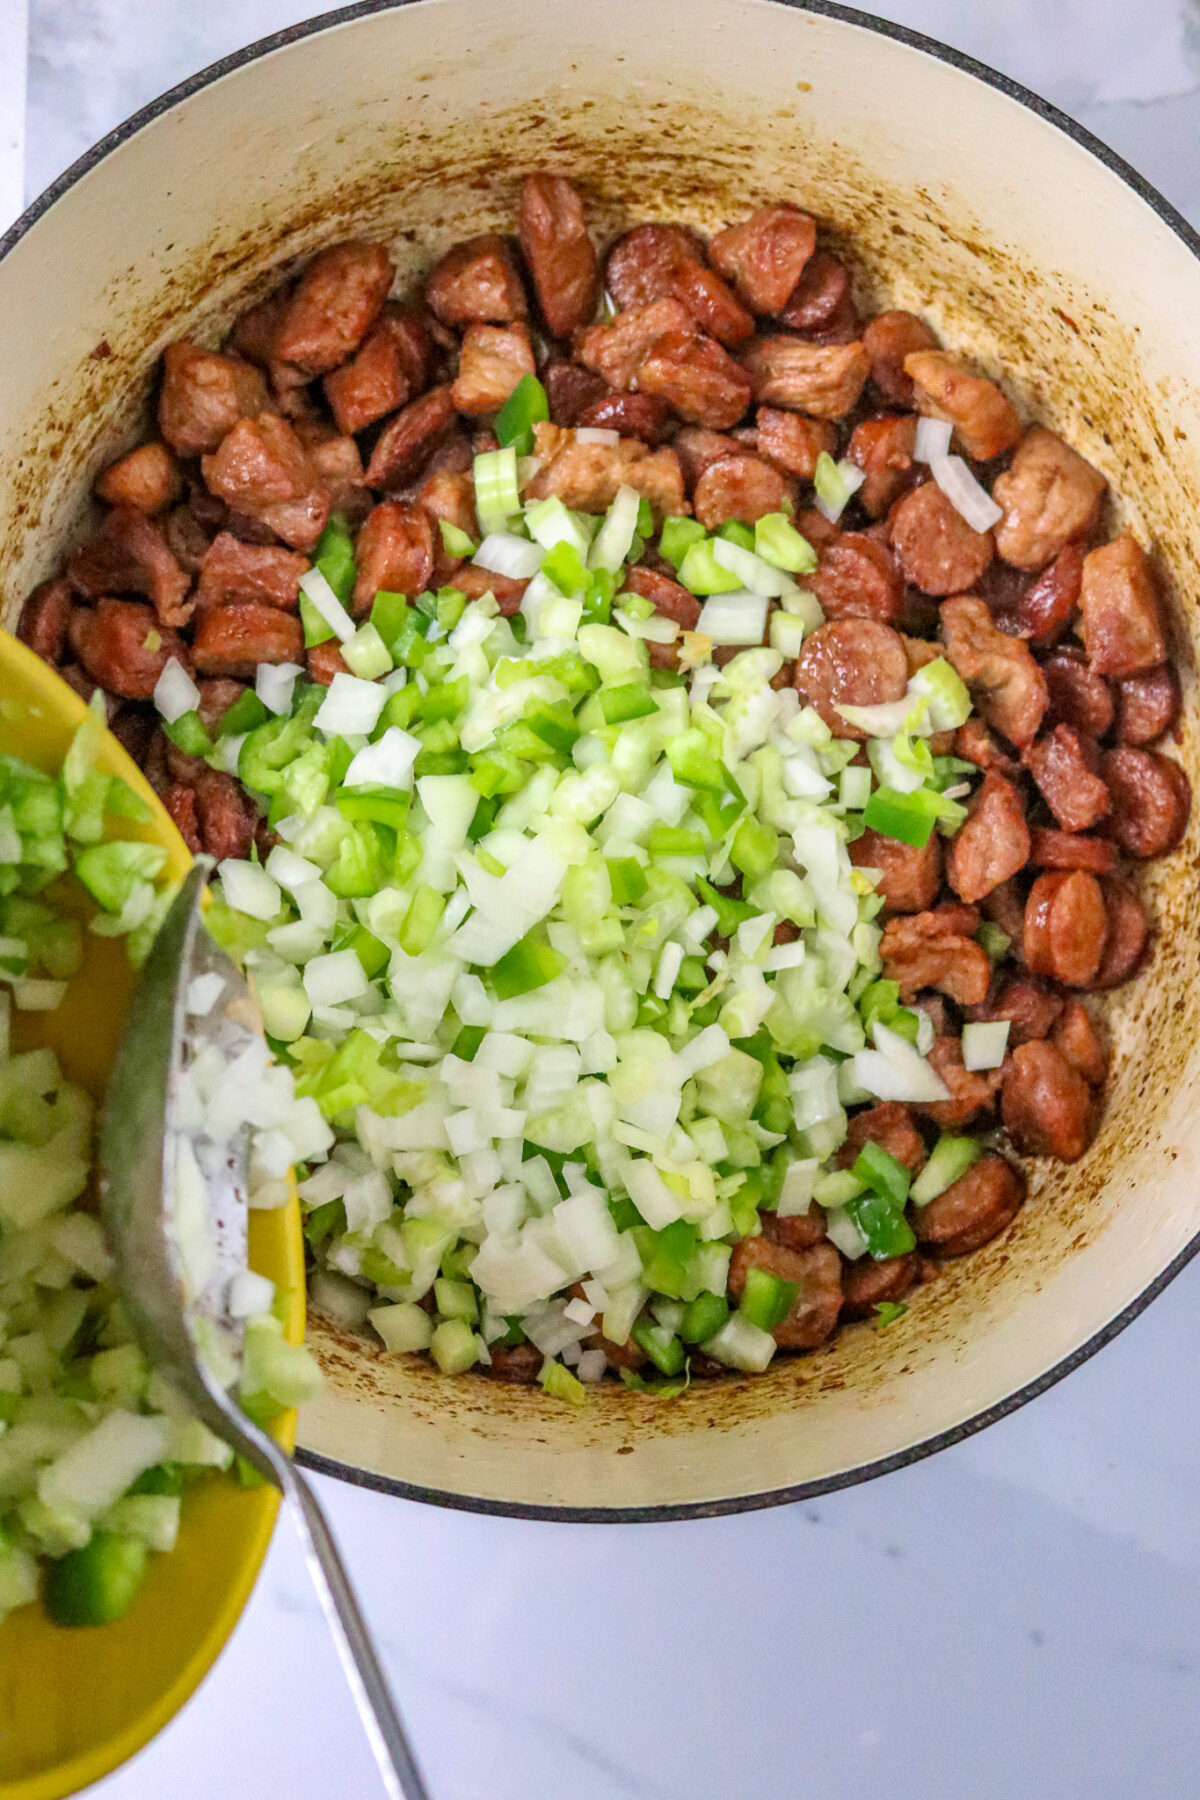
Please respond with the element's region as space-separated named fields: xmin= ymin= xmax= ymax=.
xmin=10 ymin=4 xmax=1200 ymax=1796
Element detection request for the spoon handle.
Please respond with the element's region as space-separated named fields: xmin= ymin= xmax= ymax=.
xmin=283 ymin=1461 xmax=432 ymax=1800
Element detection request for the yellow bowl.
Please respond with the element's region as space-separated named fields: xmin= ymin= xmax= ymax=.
xmin=0 ymin=631 xmax=306 ymax=1799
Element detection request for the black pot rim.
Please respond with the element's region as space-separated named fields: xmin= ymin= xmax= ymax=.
xmin=8 ymin=0 xmax=1200 ymax=1523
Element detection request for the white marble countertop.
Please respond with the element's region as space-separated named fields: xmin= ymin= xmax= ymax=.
xmin=10 ymin=3 xmax=1200 ymax=1795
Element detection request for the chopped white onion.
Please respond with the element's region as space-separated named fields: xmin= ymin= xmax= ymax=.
xmin=914 ymin=417 xmax=953 ymax=463
xmin=218 ymin=859 xmax=282 ymax=923
xmin=256 ymin=661 xmax=304 ymax=716
xmin=153 ymin=658 xmax=201 ymax=724
xmin=574 ymin=428 xmax=620 ymax=445
xmin=299 ymin=567 xmax=356 ymax=643
xmin=473 ymin=533 xmax=544 ymax=580
xmin=314 ymin=672 xmax=388 ymax=738
xmin=962 ymin=1020 xmax=1010 ymax=1071
xmin=853 ymin=1021 xmax=950 ymax=1104
xmin=929 ymin=454 xmax=1003 ymax=532
xmin=343 ymin=725 xmax=420 ymax=791
xmin=695 ymin=591 xmax=770 ymax=646
xmin=302 ymin=949 xmax=369 ymax=1008
xmin=227 ymin=1269 xmax=276 ymax=1319
xmin=590 ymin=485 xmax=641 ymax=573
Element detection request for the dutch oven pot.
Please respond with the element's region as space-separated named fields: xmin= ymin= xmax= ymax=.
xmin=2 ymin=0 xmax=1198 ymax=1520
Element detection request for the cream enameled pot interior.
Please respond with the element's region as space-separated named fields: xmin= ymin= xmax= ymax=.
xmin=3 ymin=0 xmax=1199 ymax=1515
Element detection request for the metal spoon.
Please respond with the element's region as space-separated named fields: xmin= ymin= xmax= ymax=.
xmin=99 ymin=864 xmax=430 ymax=1800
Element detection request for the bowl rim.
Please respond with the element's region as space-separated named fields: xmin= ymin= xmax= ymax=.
xmin=5 ymin=0 xmax=1200 ymax=1524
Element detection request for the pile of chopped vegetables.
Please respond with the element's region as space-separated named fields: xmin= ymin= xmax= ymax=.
xmin=175 ymin=421 xmax=1004 ymax=1403
xmin=0 ymin=705 xmax=318 ymax=1628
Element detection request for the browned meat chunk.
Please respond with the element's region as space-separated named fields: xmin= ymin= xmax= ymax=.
xmin=70 ymin=599 xmax=190 ymax=699
xmin=1002 ymin=1040 xmax=1095 ymax=1161
xmin=164 ymin=783 xmax=200 ymax=852
xmin=1053 ymin=1000 xmax=1109 ymax=1088
xmin=195 ymin=678 xmax=249 ymax=735
xmin=518 ymin=174 xmax=599 ymax=339
xmin=671 ymin=427 xmax=743 ymax=489
xmin=424 ymin=233 xmax=527 ymax=328
xmin=1100 ymin=746 xmax=1190 ymax=859
xmin=191 ymin=603 xmax=304 ymax=678
xmin=1112 ymin=663 xmax=1181 ymax=746
xmin=795 ymin=619 xmax=909 ymax=740
xmin=637 ymin=328 xmax=753 ymax=431
xmin=605 ymin=223 xmax=754 ymax=346
xmin=862 ymin=311 xmax=939 ymax=405
xmin=524 ymin=422 xmax=685 ymax=522
xmin=1089 ymin=880 xmax=1149 ymax=989
xmin=1042 ymin=648 xmax=1114 ymax=738
xmin=710 ymin=205 xmax=816 ymax=315
xmin=982 ymin=877 xmax=1027 ymax=963
xmin=836 ymin=1102 xmax=927 ymax=1174
xmin=274 ymin=241 xmax=394 ymax=376
xmin=307 ymin=641 xmax=350 ymax=685
xmin=577 ymin=392 xmax=673 ymax=443
xmin=544 ymin=360 xmax=607 ymax=426
xmin=1023 ymin=725 xmax=1110 ymax=832
xmin=1027 ymin=828 xmax=1117 ymax=875
xmin=419 ymin=469 xmax=480 ymax=569
xmin=353 ymin=502 xmax=434 ymax=613
xmin=849 ymin=826 xmax=941 ymax=914
xmin=888 ymin=481 xmax=993 ymax=596
xmin=364 ymin=385 xmax=456 ymax=490
xmin=95 ymin=442 xmax=181 ymax=515
xmin=300 ymin=428 xmax=368 ymax=519
xmin=692 ymin=454 xmax=795 ymax=528
xmin=756 ymin=407 xmax=837 ymax=480
xmin=992 ymin=427 xmax=1105 ymax=570
xmin=965 ymin=977 xmax=1063 ymax=1045
xmin=201 ymin=414 xmax=328 ymax=552
xmin=158 ymin=342 xmax=270 ymax=457
xmin=740 ymin=335 xmax=869 ymax=418
xmin=914 ymin=1155 xmax=1024 ymax=1254
xmin=1078 ymin=535 xmax=1166 ymax=677
xmin=847 ymin=415 xmax=919 ymax=517
xmin=451 ymin=322 xmax=536 ymax=415
xmin=915 ymin=1035 xmax=1004 ymax=1128
xmin=1024 ymin=870 xmax=1107 ymax=986
xmin=902 ymin=351 xmax=1022 ymax=461
xmin=195 ymin=533 xmax=307 ymax=615
xmin=190 ymin=768 xmax=257 ymax=861
xmin=996 ymin=543 xmax=1083 ymax=645
xmin=227 ymin=291 xmax=289 ymax=368
xmin=577 ymin=297 xmax=695 ymax=390
xmin=840 ymin=1252 xmax=920 ymax=1318
xmin=449 ymin=564 xmax=528 ymax=616
xmin=939 ymin=596 xmax=1048 ymax=747
xmin=324 ymin=308 xmax=432 ymax=435
xmin=18 ymin=579 xmax=74 ymax=663
xmin=880 ymin=907 xmax=990 ymax=1006
xmin=482 ymin=1343 xmax=543 ymax=1383
xmin=946 ymin=772 xmax=1031 ymax=903
xmin=953 ymin=718 xmax=1017 ymax=776
xmin=67 ymin=505 xmax=192 ymax=628
xmin=809 ymin=532 xmax=903 ymax=624
xmin=622 ymin=564 xmax=700 ymax=630
xmin=727 ymin=1239 xmax=843 ymax=1349
xmin=762 ymin=1209 xmax=828 ymax=1252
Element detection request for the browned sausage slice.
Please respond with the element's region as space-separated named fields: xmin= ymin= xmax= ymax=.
xmin=692 ymin=454 xmax=795 ymax=528
xmin=577 ymin=392 xmax=673 ymax=444
xmin=18 ymin=578 xmax=74 ymax=664
xmin=364 ymin=385 xmax=457 ymax=489
xmin=1087 ymin=880 xmax=1149 ymax=989
xmin=794 ymin=619 xmax=909 ymax=739
xmin=914 ymin=1154 xmax=1024 ymax=1254
xmin=1100 ymin=747 xmax=1190 ymax=859
xmin=997 ymin=542 xmax=1083 ymax=645
xmin=991 ymin=427 xmax=1105 ymax=570
xmin=1041 ymin=648 xmax=1114 ymax=738
xmin=841 ymin=1252 xmax=920 ymax=1318
xmin=762 ymin=1209 xmax=828 ymax=1252
xmin=1079 ymin=535 xmax=1166 ymax=676
xmin=849 ymin=825 xmax=942 ymax=914
xmin=1023 ymin=870 xmax=1107 ymax=986
xmin=835 ymin=1102 xmax=927 ymax=1174
xmin=809 ymin=533 xmax=903 ymax=624
xmin=1112 ymin=663 xmax=1181 ymax=746
xmin=1002 ymin=1040 xmax=1095 ymax=1161
xmin=946 ymin=771 xmax=1031 ymax=902
xmin=1027 ymin=828 xmax=1118 ymax=875
xmin=778 ymin=251 xmax=851 ymax=333
xmin=727 ymin=1239 xmax=843 ymax=1350
xmin=965 ymin=977 xmax=1064 ymax=1045
xmin=1052 ymin=1000 xmax=1109 ymax=1087
xmin=1023 ymin=726 xmax=1111 ymax=832
xmin=888 ymin=481 xmax=994 ymax=596
xmin=518 ymin=174 xmax=599 ymax=338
